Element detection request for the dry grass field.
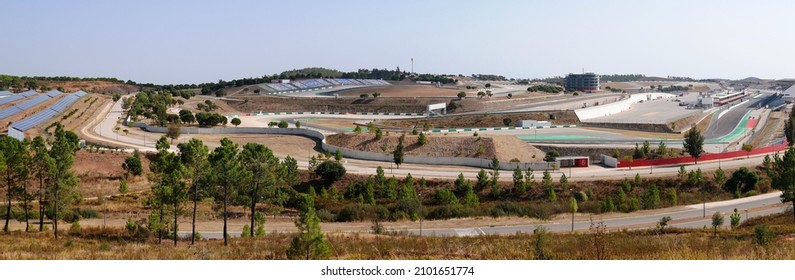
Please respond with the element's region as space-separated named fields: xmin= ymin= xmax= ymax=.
xmin=2 ymin=212 xmax=794 ymax=259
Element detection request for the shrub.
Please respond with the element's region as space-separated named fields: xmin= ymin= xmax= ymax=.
xmin=426 ymin=204 xmax=470 ymax=220
xmin=316 ymin=209 xmax=335 ymax=222
xmin=336 ymin=203 xmax=368 ymax=222
xmin=315 ymin=160 xmax=346 ymax=182
xmin=754 ymin=224 xmax=775 ymax=247
xmin=393 ymin=198 xmax=422 ymax=221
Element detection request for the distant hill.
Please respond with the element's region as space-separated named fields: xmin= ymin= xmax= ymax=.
xmin=0 ymin=74 xmax=138 ymax=94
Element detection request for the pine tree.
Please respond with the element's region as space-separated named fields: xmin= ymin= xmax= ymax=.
xmin=287 ymin=195 xmax=331 ymax=259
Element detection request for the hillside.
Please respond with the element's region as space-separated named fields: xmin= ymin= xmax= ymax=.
xmin=326 ymin=133 xmax=544 ymax=162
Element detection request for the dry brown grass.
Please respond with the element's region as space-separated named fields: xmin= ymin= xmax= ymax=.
xmin=3 ymin=213 xmax=795 ymax=259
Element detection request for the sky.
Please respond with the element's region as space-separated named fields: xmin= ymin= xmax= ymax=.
xmin=1 ymin=0 xmax=793 ymax=84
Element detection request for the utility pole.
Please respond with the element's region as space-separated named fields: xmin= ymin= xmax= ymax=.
xmin=411 ymin=58 xmax=414 ymax=74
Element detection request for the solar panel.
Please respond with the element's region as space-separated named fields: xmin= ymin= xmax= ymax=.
xmin=14 ymin=94 xmax=52 ymax=110
xmin=0 ymin=106 xmax=23 ymax=120
xmin=46 ymin=90 xmax=63 ymax=98
xmin=11 ymin=109 xmax=57 ymax=132
xmin=20 ymin=90 xmax=38 ymax=97
xmin=73 ymin=90 xmax=87 ymax=97
xmin=49 ymin=94 xmax=80 ymax=113
xmin=0 ymin=94 xmax=25 ymax=106
xmin=0 ymin=91 xmax=12 ymax=96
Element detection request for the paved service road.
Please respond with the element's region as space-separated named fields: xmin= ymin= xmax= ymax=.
xmin=404 ymin=192 xmax=788 ymax=236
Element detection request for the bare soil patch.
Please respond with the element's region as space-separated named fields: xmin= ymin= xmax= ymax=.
xmin=378 ymin=111 xmax=579 ymax=129
xmin=326 ymin=133 xmax=541 ymax=162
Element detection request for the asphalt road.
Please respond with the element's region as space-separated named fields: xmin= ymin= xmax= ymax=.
xmin=705 ymin=93 xmax=778 ymax=139
xmin=182 ymin=192 xmax=790 ymax=239
xmin=404 ymin=192 xmax=789 ymax=236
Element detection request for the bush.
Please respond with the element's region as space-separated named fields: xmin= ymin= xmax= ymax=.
xmin=316 ymin=209 xmax=336 ymax=222
xmin=336 ymin=203 xmax=368 ymax=222
xmin=489 ymin=201 xmax=527 ymax=218
xmin=526 ymin=202 xmax=562 ymax=220
xmin=754 ymin=224 xmax=775 ymax=247
xmin=315 ymin=160 xmax=346 ymax=182
xmin=393 ymin=198 xmax=422 ymax=221
xmin=426 ymin=204 xmax=470 ymax=220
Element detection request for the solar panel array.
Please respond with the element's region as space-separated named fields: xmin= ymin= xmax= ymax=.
xmin=0 ymin=94 xmax=25 ymax=106
xmin=0 ymin=106 xmax=23 ymax=120
xmin=14 ymin=94 xmax=52 ymax=110
xmin=0 ymin=91 xmax=12 ymax=96
xmin=10 ymin=91 xmax=89 ymax=135
xmin=46 ymin=90 xmax=64 ymax=98
xmin=49 ymin=94 xmax=80 ymax=112
xmin=20 ymin=90 xmax=38 ymax=97
xmin=11 ymin=109 xmax=57 ymax=132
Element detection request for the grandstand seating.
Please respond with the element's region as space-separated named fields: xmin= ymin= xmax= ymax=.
xmin=259 ymin=79 xmax=390 ymax=93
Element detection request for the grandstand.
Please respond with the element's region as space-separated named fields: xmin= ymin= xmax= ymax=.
xmin=8 ymin=91 xmax=87 ymax=140
xmin=258 ymin=78 xmax=390 ymax=94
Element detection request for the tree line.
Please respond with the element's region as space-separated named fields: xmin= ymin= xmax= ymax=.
xmin=1 ymin=123 xmax=80 ymax=239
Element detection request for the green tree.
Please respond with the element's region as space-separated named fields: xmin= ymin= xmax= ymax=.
xmin=315 ymin=160 xmax=346 ymax=182
xmin=295 ymin=121 xmax=301 ymax=129
xmin=742 ymin=144 xmax=753 ymax=159
xmin=754 ymin=224 xmax=775 ymax=247
xmin=286 ymin=195 xmax=331 ymax=260
xmin=767 ymin=147 xmax=795 ymax=221
xmin=374 ymin=128 xmax=383 ymax=140
xmin=231 ymin=117 xmax=241 ymax=127
xmin=209 ymin=138 xmax=241 ymax=246
xmin=730 ymin=208 xmax=741 ymax=229
xmin=641 ymin=140 xmax=651 ymax=158
xmin=683 ymin=127 xmax=705 ymax=164
xmin=725 ymin=167 xmax=759 ymax=197
xmin=393 ymin=136 xmax=405 ymax=169
xmin=711 ymin=212 xmax=724 ymax=236
xmin=1 ymin=137 xmax=31 ymax=232
xmin=353 ymin=125 xmax=362 ymax=133
xmin=513 ymin=165 xmax=525 ymax=194
xmin=371 ymin=92 xmax=381 ymax=98
xmin=489 ymin=157 xmax=500 ymax=197
xmin=524 ymin=168 xmax=535 ymax=191
xmin=334 ymin=149 xmax=343 ymax=161
xmin=30 ymin=136 xmax=54 ymax=232
xmin=642 ymin=184 xmax=661 ymax=209
xmin=239 ymin=143 xmax=279 ymax=238
xmin=179 ymin=110 xmax=195 ymax=124
xmin=48 ymin=123 xmax=80 ymax=239
xmin=122 ymin=154 xmax=143 ymax=177
xmin=713 ymin=167 xmax=727 ymax=188
xmin=457 ymin=91 xmax=466 ymax=99
xmin=417 ymin=132 xmax=427 ymax=146
xmin=177 ymin=138 xmax=210 ymax=245
xmin=658 ymin=216 xmax=672 ymax=233
xmin=475 ymin=169 xmax=489 ymax=191
xmin=277 ymin=120 xmax=289 ymax=128
xmin=657 ymin=141 xmax=668 ymax=158
xmin=785 ymin=108 xmax=795 ymax=146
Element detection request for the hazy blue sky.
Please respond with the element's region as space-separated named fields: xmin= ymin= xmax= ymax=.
xmin=1 ymin=0 xmax=793 ymax=84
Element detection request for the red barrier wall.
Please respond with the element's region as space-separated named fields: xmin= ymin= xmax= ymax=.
xmin=617 ymin=143 xmax=788 ymax=168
